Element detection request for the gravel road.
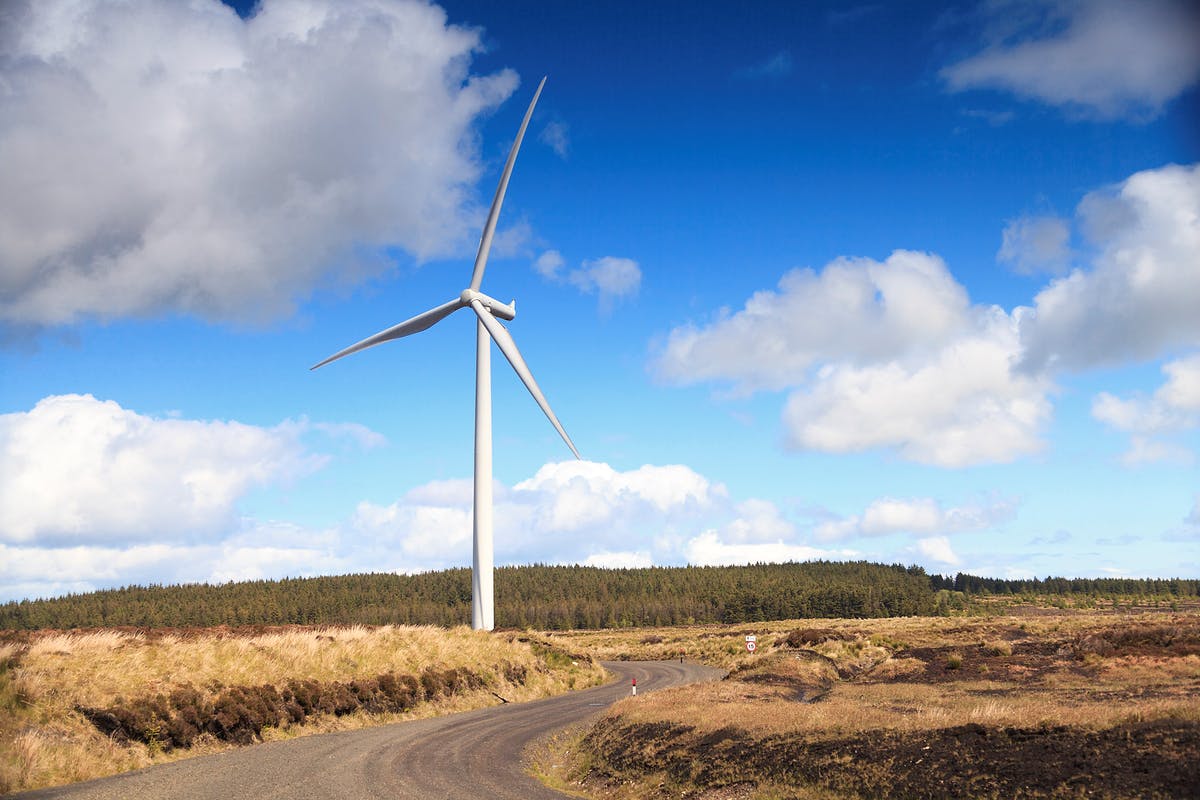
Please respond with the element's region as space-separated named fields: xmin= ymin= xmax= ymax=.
xmin=16 ymin=660 xmax=722 ymax=800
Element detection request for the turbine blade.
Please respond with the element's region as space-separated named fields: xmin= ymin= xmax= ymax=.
xmin=468 ymin=76 xmax=547 ymax=292
xmin=470 ymin=299 xmax=580 ymax=459
xmin=311 ymin=297 xmax=464 ymax=370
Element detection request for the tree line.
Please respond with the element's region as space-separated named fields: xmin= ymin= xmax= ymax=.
xmin=2 ymin=561 xmax=936 ymax=630
xmin=930 ymin=573 xmax=1199 ymax=598
xmin=3 ymin=563 xmax=1194 ymax=631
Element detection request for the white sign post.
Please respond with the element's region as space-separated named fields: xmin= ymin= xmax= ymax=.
xmin=746 ymin=634 xmax=757 ymax=653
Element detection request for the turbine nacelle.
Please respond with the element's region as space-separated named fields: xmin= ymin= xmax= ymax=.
xmin=460 ymin=289 xmax=515 ymax=321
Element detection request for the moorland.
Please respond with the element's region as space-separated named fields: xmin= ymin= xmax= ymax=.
xmin=538 ymin=610 xmax=1200 ymax=799
xmin=2 ymin=564 xmax=1198 ymax=797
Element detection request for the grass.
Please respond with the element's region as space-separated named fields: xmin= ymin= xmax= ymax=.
xmin=534 ymin=610 xmax=1200 ymax=799
xmin=0 ymin=624 xmax=604 ymax=793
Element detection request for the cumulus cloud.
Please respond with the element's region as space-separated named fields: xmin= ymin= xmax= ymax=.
xmin=1 ymin=529 xmax=350 ymax=600
xmin=513 ymin=460 xmax=720 ymax=532
xmin=655 ymin=163 xmax=1199 ymax=467
xmin=816 ymin=496 xmax=1016 ymax=541
xmin=1093 ymin=352 xmax=1200 ymax=464
xmin=0 ymin=0 xmax=519 ymax=329
xmin=532 ymin=252 xmax=642 ymax=311
xmin=533 ymin=249 xmax=565 ymax=280
xmin=339 ymin=460 xmax=726 ymax=574
xmin=781 ymin=311 xmax=1049 ymax=466
xmin=683 ymin=531 xmax=852 ymax=567
xmin=942 ymin=0 xmax=1200 ymax=119
xmin=998 ymin=215 xmax=1072 ymax=275
xmin=656 ymin=251 xmax=974 ymax=392
xmin=0 ymin=394 xmax=330 ymax=544
xmin=582 ymin=550 xmax=653 ymax=569
xmin=1020 ymin=164 xmax=1200 ymax=372
xmin=656 ymin=250 xmax=1051 ymax=466
xmin=568 ymin=257 xmax=643 ymax=311
xmin=15 ymin=452 xmax=951 ymax=600
xmin=915 ymin=536 xmax=960 ymax=566
xmin=722 ymin=499 xmax=798 ymax=543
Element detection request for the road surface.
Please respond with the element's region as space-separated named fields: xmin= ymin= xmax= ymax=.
xmin=17 ymin=661 xmax=722 ymax=800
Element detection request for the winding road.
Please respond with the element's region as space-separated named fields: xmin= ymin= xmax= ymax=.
xmin=18 ymin=661 xmax=722 ymax=800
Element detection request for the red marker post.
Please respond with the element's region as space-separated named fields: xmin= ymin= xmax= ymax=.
xmin=631 ymin=677 xmax=637 ymax=696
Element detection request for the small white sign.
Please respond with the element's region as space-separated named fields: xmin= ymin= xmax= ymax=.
xmin=746 ymin=634 xmax=757 ymax=642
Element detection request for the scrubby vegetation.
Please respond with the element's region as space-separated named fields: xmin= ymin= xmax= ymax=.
xmin=0 ymin=625 xmax=602 ymax=794
xmin=75 ymin=665 xmax=487 ymax=749
xmin=539 ymin=612 xmax=1200 ymax=799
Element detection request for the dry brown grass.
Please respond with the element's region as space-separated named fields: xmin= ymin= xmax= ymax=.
xmin=536 ymin=610 xmax=1200 ymax=799
xmin=0 ymin=625 xmax=604 ymax=794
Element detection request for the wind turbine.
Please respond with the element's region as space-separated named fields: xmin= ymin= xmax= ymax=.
xmin=312 ymin=77 xmax=579 ymax=632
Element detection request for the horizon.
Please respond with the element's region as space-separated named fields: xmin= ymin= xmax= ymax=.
xmin=5 ymin=560 xmax=1198 ymax=609
xmin=2 ymin=0 xmax=1199 ymax=603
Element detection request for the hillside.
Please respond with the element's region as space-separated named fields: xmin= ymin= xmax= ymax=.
xmin=4 ymin=563 xmax=1196 ymax=632
xmin=2 ymin=562 xmax=939 ymax=630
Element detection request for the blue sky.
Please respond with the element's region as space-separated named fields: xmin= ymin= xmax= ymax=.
xmin=2 ymin=0 xmax=1198 ymax=602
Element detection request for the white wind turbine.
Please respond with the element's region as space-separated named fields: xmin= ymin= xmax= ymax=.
xmin=312 ymin=77 xmax=579 ymax=631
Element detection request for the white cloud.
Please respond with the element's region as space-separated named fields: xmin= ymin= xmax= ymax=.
xmin=1160 ymin=354 xmax=1200 ymax=410
xmin=656 ymin=250 xmax=1051 ymax=467
xmin=339 ymin=460 xmax=725 ymax=574
xmin=0 ymin=0 xmax=519 ymax=328
xmin=489 ymin=219 xmax=535 ymax=259
xmin=0 ymin=394 xmax=328 ymax=544
xmin=782 ymin=311 xmax=1049 ymax=466
xmin=349 ymin=498 xmax=474 ymax=569
xmin=568 ymin=256 xmax=643 ymax=310
xmin=998 ymin=215 xmax=1071 ymax=275
xmin=1092 ymin=352 xmax=1200 ymax=464
xmin=1116 ymin=437 xmax=1194 ymax=467
xmin=816 ymin=496 xmax=1015 ymax=541
xmin=683 ymin=531 xmax=851 ymax=567
xmin=656 ymin=251 xmax=974 ymax=392
xmin=1020 ymin=164 xmax=1200 ymax=371
xmin=722 ymin=499 xmax=797 ymax=543
xmin=13 ymin=455 xmax=917 ymax=600
xmin=1093 ymin=356 xmax=1200 ymax=432
xmin=915 ymin=536 xmax=960 ymax=566
xmin=942 ymin=0 xmax=1200 ymax=119
xmin=582 ymin=550 xmax=653 ymax=569
xmin=533 ymin=252 xmax=642 ymax=311
xmin=654 ymin=163 xmax=1199 ymax=467
xmin=533 ymin=249 xmax=565 ymax=280
xmin=513 ymin=461 xmax=721 ymax=529
xmin=539 ymin=121 xmax=569 ymax=159
xmin=0 ymin=534 xmax=348 ymax=599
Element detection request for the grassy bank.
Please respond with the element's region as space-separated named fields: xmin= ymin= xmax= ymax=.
xmin=537 ymin=611 xmax=1200 ymax=799
xmin=0 ymin=624 xmax=604 ymax=793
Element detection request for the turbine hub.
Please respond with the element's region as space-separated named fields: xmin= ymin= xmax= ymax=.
xmin=461 ymin=289 xmax=516 ymax=321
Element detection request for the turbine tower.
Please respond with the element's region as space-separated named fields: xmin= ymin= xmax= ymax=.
xmin=312 ymin=77 xmax=579 ymax=631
